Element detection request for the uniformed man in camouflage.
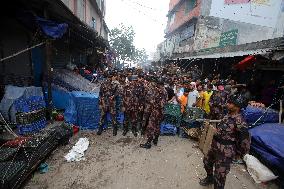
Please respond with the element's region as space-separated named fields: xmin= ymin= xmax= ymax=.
xmin=141 ymin=76 xmax=155 ymax=135
xmin=209 ymin=86 xmax=228 ymax=120
xmin=199 ymin=94 xmax=250 ymax=189
xmin=140 ymin=78 xmax=168 ymax=149
xmin=136 ymin=74 xmax=147 ymax=132
xmin=122 ymin=75 xmax=139 ymax=137
xmin=97 ymin=72 xmax=119 ymax=136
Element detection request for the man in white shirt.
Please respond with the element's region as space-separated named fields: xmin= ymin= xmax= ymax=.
xmin=187 ymin=82 xmax=200 ymax=108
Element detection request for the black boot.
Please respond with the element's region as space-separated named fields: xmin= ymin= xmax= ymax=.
xmin=153 ymin=135 xmax=159 ymax=146
xmin=122 ymin=124 xmax=128 ymax=136
xmin=113 ymin=126 xmax=118 ymax=136
xmin=132 ymin=127 xmax=138 ymax=137
xmin=140 ymin=139 xmax=152 ymax=149
xmin=199 ymin=175 xmax=214 ymax=186
xmin=97 ymin=125 xmax=103 ymax=135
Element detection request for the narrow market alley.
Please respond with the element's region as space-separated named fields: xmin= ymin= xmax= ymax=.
xmin=24 ymin=130 xmax=277 ymax=189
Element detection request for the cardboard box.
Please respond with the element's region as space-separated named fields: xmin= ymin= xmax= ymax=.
xmin=199 ymin=123 xmax=216 ymax=156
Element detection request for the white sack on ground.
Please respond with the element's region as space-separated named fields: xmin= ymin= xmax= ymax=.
xmin=64 ymin=138 xmax=89 ymax=162
xmin=243 ymin=154 xmax=278 ymax=183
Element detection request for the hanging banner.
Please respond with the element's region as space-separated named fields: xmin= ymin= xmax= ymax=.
xmin=225 ymin=0 xmax=250 ymax=4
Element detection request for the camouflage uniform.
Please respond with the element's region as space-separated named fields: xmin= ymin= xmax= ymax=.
xmin=122 ymin=81 xmax=139 ymax=136
xmin=98 ymin=78 xmax=118 ymax=134
xmin=145 ymin=85 xmax=168 ymax=142
xmin=209 ymin=91 xmax=228 ymax=120
xmin=141 ymin=82 xmax=155 ymax=134
xmin=203 ymin=114 xmax=250 ymax=189
xmin=136 ymin=79 xmax=147 ymax=129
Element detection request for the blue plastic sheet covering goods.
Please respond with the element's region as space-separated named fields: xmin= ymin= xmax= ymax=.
xmin=65 ymin=91 xmax=100 ymax=130
xmin=242 ymin=105 xmax=279 ymax=125
xmin=0 ymin=85 xmax=44 ymax=122
xmin=43 ymin=87 xmax=71 ymax=110
xmin=249 ymin=123 xmax=284 ymax=183
xmin=35 ymin=16 xmax=68 ymax=39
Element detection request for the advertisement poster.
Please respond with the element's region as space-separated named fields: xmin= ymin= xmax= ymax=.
xmin=211 ymin=0 xmax=281 ymax=27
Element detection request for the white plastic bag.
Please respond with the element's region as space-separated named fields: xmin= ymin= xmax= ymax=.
xmin=243 ymin=154 xmax=278 ymax=183
xmin=64 ymin=138 xmax=89 ymax=162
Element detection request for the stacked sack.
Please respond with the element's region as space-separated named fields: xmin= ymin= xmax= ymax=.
xmin=14 ymin=96 xmax=46 ymax=135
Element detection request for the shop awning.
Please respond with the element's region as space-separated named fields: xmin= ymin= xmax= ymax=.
xmin=179 ymin=48 xmax=272 ymax=60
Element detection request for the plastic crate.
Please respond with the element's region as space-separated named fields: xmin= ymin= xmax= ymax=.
xmin=163 ymin=114 xmax=182 ymax=127
xmin=164 ymin=104 xmax=182 ymax=117
xmin=160 ymin=123 xmax=177 ymax=136
xmin=17 ymin=118 xmax=46 ymax=135
xmin=14 ymin=96 xmax=46 ymax=113
xmin=183 ymin=107 xmax=204 ymax=120
xmin=16 ymin=108 xmax=46 ymax=125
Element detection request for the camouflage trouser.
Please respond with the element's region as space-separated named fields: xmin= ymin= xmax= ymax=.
xmin=203 ymin=139 xmax=236 ymax=189
xmin=99 ymin=106 xmax=117 ymax=128
xmin=146 ymin=109 xmax=163 ymax=141
xmin=123 ymin=110 xmax=139 ymax=130
xmin=142 ymin=106 xmax=152 ymax=129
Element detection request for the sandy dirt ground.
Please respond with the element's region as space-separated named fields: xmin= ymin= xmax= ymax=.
xmin=24 ymin=130 xmax=279 ymax=189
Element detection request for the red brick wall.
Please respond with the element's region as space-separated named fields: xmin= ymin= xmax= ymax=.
xmin=167 ymin=0 xmax=201 ymax=34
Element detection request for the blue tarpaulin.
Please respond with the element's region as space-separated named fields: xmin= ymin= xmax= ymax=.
xmin=36 ymin=17 xmax=68 ymax=39
xmin=242 ymin=106 xmax=279 ymax=125
xmin=249 ymin=123 xmax=284 ymax=181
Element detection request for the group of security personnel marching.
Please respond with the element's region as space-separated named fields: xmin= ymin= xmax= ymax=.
xmin=97 ymin=71 xmax=250 ymax=189
xmin=97 ymin=71 xmax=167 ymax=149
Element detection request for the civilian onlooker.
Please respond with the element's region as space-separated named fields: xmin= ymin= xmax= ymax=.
xmin=176 ymin=88 xmax=189 ymax=113
xmin=196 ymin=84 xmax=205 ymax=109
xmin=203 ymin=84 xmax=214 ymax=116
xmin=187 ymin=82 xmax=200 ymax=108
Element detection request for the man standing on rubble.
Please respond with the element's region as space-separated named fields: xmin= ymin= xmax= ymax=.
xmin=140 ymin=78 xmax=168 ymax=149
xmin=97 ymin=71 xmax=119 ymax=136
xmin=199 ymin=94 xmax=251 ymax=189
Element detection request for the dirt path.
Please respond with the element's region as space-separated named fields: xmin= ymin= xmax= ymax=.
xmin=24 ymin=130 xmax=279 ymax=189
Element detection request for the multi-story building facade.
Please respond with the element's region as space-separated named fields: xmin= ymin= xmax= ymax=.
xmin=158 ymin=0 xmax=284 ymax=60
xmin=61 ymin=0 xmax=109 ymax=39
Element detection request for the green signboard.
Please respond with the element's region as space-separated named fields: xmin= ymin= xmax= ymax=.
xmin=219 ymin=29 xmax=238 ymax=47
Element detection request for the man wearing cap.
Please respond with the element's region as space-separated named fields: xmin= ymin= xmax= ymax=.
xmin=140 ymin=78 xmax=168 ymax=149
xmin=199 ymin=94 xmax=251 ymax=189
xmin=97 ymin=72 xmax=119 ymax=136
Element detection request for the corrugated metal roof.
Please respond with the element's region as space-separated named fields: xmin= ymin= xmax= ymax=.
xmin=180 ymin=48 xmax=273 ymax=59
